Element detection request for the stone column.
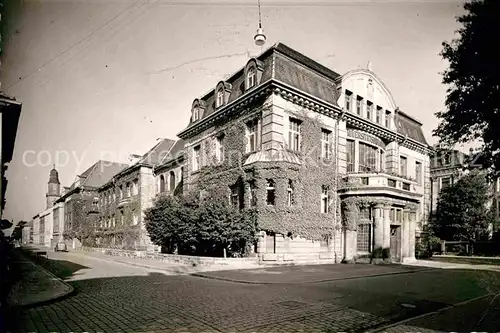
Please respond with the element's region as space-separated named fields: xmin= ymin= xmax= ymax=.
xmin=373 ymin=204 xmax=384 ymax=251
xmin=256 ymin=231 xmax=266 ymax=253
xmin=408 ymin=209 xmax=417 ymax=260
xmin=402 ymin=208 xmax=411 ymax=260
xmin=343 ymin=229 xmax=357 ymax=263
xmin=382 ymin=205 xmax=391 ymax=250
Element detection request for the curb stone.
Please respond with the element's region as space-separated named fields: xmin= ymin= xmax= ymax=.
xmin=14 ymin=259 xmax=75 ymax=308
xmin=191 ymin=267 xmax=436 ymax=285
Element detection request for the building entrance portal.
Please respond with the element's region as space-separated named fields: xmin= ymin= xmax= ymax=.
xmin=390 ymin=225 xmax=401 ymax=263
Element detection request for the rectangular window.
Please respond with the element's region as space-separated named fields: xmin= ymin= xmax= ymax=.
xmin=359 ymin=142 xmax=378 ymax=172
xmin=379 ymin=150 xmax=385 ymax=172
xmin=321 ymin=129 xmax=332 ymax=159
xmin=247 ymin=68 xmax=256 ymax=88
xmin=402 ymin=183 xmax=411 ymax=191
xmin=289 ymin=118 xmax=302 ymax=151
xmin=216 ymin=89 xmax=224 ymax=107
xmin=388 ymin=179 xmax=397 ymax=188
xmin=356 ymin=96 xmax=363 ymax=115
xmin=321 ymin=185 xmax=330 ymax=213
xmin=400 ymin=156 xmax=407 ymax=177
xmin=246 ymin=118 xmax=259 ymax=152
xmin=230 ymin=184 xmax=239 ymax=208
xmin=249 ymin=181 xmax=257 ymax=207
xmin=193 ymin=145 xmax=201 ymax=171
xmin=345 ymin=90 xmax=353 ymax=111
xmin=442 ymin=153 xmax=451 ymax=165
xmin=216 ymin=135 xmax=224 ymax=162
xmin=361 ymin=177 xmax=369 ymax=185
xmin=441 ymin=177 xmax=451 ymax=190
xmin=390 ymin=208 xmax=395 ymax=222
xmin=385 ymin=110 xmax=391 ymax=128
xmin=366 ymin=101 xmax=373 ymax=121
xmin=415 ymin=161 xmax=422 ymax=185
xmin=346 ymin=139 xmax=355 ymax=173
xmin=359 ymin=207 xmax=371 ymax=220
xmin=357 ymin=224 xmax=371 ymax=252
xmin=396 ymin=209 xmax=402 ymax=223
xmin=287 ymin=180 xmax=294 ymax=206
xmin=376 ymin=106 xmax=382 ymax=124
xmin=266 ymin=180 xmax=275 ymax=206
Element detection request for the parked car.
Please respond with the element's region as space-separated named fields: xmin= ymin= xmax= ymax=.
xmin=54 ymin=242 xmax=67 ymax=252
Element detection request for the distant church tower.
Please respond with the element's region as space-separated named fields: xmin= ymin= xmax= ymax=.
xmin=46 ymin=165 xmax=60 ymax=209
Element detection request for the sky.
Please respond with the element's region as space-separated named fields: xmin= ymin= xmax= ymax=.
xmin=1 ymin=0 xmax=464 ymax=223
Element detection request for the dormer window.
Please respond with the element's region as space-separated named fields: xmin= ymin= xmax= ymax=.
xmin=216 ymin=88 xmax=224 ymax=108
xmin=193 ymin=107 xmax=199 ymax=122
xmin=191 ymin=99 xmax=205 ymax=123
xmin=247 ymin=67 xmax=256 ymax=89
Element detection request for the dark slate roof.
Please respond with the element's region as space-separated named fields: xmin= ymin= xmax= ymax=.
xmin=157 ymin=139 xmax=185 ymax=167
xmin=79 ymin=160 xmax=128 ymax=188
xmin=273 ymin=43 xmax=341 ymax=81
xmin=140 ymin=138 xmax=176 ymax=166
xmin=189 ymin=42 xmax=341 ymax=126
xmin=395 ymin=110 xmax=428 ymax=146
xmin=274 ymin=52 xmax=338 ymax=105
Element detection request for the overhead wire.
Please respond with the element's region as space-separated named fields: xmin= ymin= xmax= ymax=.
xmin=5 ymin=1 xmax=148 ymax=91
xmin=38 ymin=0 xmax=157 ymax=88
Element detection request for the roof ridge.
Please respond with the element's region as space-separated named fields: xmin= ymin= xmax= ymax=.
xmin=158 ymin=139 xmax=182 ymax=165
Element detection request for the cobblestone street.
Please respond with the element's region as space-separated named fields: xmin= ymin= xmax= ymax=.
xmin=9 ymin=251 xmax=500 ymax=332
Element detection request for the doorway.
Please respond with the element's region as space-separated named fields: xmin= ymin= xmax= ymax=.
xmin=390 ymin=225 xmax=401 ymax=262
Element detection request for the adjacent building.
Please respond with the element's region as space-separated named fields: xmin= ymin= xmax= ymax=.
xmin=95 ymin=139 xmax=175 ymax=251
xmin=29 ymin=43 xmax=433 ymax=263
xmin=176 ymin=42 xmax=431 ymax=263
xmin=55 ymin=160 xmax=128 ymax=249
xmin=0 ymin=93 xmax=22 ymax=217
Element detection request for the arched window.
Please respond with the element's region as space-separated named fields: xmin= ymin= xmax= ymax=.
xmin=169 ymin=171 xmax=175 ymax=192
xmin=160 ymin=175 xmax=165 ymax=193
xmin=216 ymin=88 xmax=224 ymax=107
xmin=247 ymin=66 xmax=256 ymax=89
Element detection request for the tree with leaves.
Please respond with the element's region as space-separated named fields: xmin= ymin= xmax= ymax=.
xmin=434 ymin=0 xmax=500 ymax=173
xmin=432 ymin=171 xmax=493 ymax=245
xmin=144 ymin=193 xmax=257 ymax=257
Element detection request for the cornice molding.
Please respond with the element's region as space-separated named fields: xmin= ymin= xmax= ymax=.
xmin=178 ymin=79 xmax=430 ymax=155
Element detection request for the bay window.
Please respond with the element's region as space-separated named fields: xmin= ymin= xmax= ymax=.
xmin=346 ymin=140 xmax=355 ymax=173
xmin=289 ymin=118 xmax=301 ymax=151
xmin=246 ymin=118 xmax=260 ymax=152
xmin=359 ymin=142 xmax=378 ymax=172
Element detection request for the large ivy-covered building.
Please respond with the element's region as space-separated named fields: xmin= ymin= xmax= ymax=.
xmin=176 ymin=42 xmax=431 ymax=263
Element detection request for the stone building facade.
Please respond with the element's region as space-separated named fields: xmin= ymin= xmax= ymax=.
xmin=176 ymin=43 xmax=431 ymax=263
xmin=95 ymin=139 xmax=175 ymax=251
xmin=55 ymin=160 xmax=128 ymax=249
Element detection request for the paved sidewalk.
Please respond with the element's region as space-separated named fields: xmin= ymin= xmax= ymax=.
xmin=72 ymin=249 xmax=261 ymax=275
xmin=7 ymin=251 xmax=73 ymax=307
xmin=192 ymin=263 xmax=433 ymax=284
xmin=405 ymin=259 xmax=500 ymax=272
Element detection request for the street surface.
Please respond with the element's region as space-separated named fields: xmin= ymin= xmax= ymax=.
xmin=10 ymin=250 xmax=500 ymax=333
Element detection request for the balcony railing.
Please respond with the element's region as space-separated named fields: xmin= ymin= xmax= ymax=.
xmin=341 ymin=172 xmax=420 ymax=196
xmin=117 ymin=197 xmax=132 ymax=207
